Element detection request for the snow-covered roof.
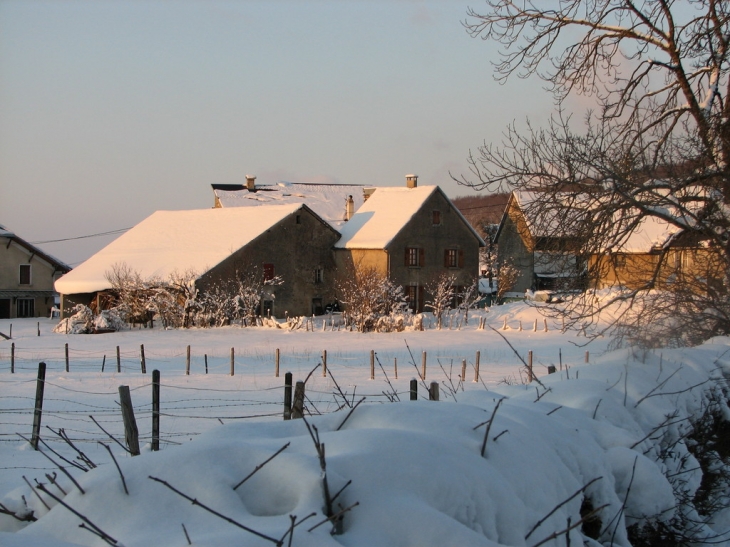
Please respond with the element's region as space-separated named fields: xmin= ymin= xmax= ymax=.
xmin=335 ymin=186 xmax=485 ymax=249
xmin=213 ymin=182 xmax=366 ymax=229
xmin=55 ymin=205 xmax=304 ymax=295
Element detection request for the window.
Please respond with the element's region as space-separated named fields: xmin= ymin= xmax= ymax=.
xmin=405 ymin=247 xmax=424 ymax=267
xmin=19 ymin=264 xmax=31 ymax=285
xmin=314 ymin=267 xmax=324 ymax=284
xmin=17 ymin=298 xmax=34 ymax=318
xmin=407 ymin=285 xmax=424 ymax=313
xmin=263 ymin=263 xmax=275 ymax=282
xmin=296 ymin=215 xmax=301 ymax=224
xmin=432 ymin=210 xmax=441 ymax=225
xmin=444 ymin=249 xmax=464 ymax=268
xmin=613 ymin=254 xmax=626 ymax=268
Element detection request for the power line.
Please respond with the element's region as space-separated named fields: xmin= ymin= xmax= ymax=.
xmin=31 ymin=228 xmax=131 ymax=245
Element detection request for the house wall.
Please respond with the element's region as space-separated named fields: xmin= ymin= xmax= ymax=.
xmin=496 ymin=201 xmax=534 ymax=294
xmin=386 ymin=190 xmax=482 ymax=311
xmin=0 ymin=236 xmax=64 ymax=319
xmin=197 ymin=208 xmax=340 ymax=317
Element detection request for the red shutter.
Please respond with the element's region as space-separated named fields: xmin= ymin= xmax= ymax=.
xmin=418 ymin=285 xmax=425 ymax=313
xmin=444 ymin=250 xmax=449 ymax=268
xmin=458 ymin=250 xmax=464 ymax=268
xmin=405 ymin=248 xmax=410 ymax=267
xmin=419 ymin=248 xmax=425 ymax=267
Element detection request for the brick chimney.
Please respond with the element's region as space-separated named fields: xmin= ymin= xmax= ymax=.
xmin=345 ymin=195 xmax=355 ymax=221
xmin=245 ymin=175 xmax=256 ymax=190
xmin=406 ymin=174 xmax=418 ymax=188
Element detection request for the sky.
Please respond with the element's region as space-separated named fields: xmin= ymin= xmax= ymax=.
xmin=0 ymin=0 xmax=560 ymax=266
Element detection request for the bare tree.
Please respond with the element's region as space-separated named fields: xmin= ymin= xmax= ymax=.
xmin=426 ymin=273 xmax=456 ymax=329
xmin=456 ymin=1 xmax=730 ymax=346
xmin=496 ymin=259 xmax=519 ymax=304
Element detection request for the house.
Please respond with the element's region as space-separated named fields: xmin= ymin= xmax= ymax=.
xmin=55 ymin=204 xmax=340 ymax=318
xmin=496 ymin=190 xmax=719 ymax=295
xmin=495 ymin=192 xmax=585 ymax=294
xmin=212 ymin=176 xmax=369 ymax=229
xmin=334 ymin=175 xmax=485 ymax=312
xmin=0 ymin=224 xmax=71 ymax=319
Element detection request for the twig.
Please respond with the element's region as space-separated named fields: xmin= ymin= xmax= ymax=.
xmin=233 ymin=442 xmax=290 ymax=490
xmin=375 ymin=353 xmax=400 ymax=401
xmin=403 ymin=339 xmax=429 ymax=389
xmin=89 ymin=415 xmax=129 ymax=453
xmin=327 ymin=369 xmax=352 ymax=408
xmin=98 ymin=442 xmax=128 ymax=495
xmin=303 ymin=363 xmax=321 ymax=385
xmin=525 ymin=476 xmax=602 ymax=539
xmin=603 ymin=455 xmax=639 ymax=544
xmin=22 ymin=476 xmax=50 ymax=510
xmin=530 ymin=503 xmax=609 ymax=547
xmin=47 ymin=426 xmax=96 ymax=469
xmin=34 ymin=434 xmax=87 ymax=472
xmin=45 ymin=472 xmax=67 ymax=496
xmin=149 ymin=476 xmax=281 ymax=545
xmin=182 ymin=523 xmax=192 ymax=545
xmin=330 ymin=479 xmax=352 ymax=504
xmin=592 ymin=399 xmax=602 ymax=419
xmin=635 ymin=379 xmax=710 ymax=407
xmin=17 ymin=433 xmax=85 ymax=494
xmin=480 ymin=398 xmax=504 ymax=457
xmin=336 ymin=397 xmax=366 ymax=431
xmin=35 ymin=483 xmax=117 ymax=544
xmin=633 ymin=366 xmax=683 ymax=407
xmin=278 ymin=512 xmax=317 ymax=547
xmin=493 ymin=429 xmax=509 ymax=442
xmin=488 ymin=325 xmax=546 ymax=388
xmin=78 ymin=522 xmax=118 ymax=546
xmin=0 ymin=500 xmax=36 ymax=522
xmin=306 ymin=502 xmax=360 ymax=532
xmin=547 ymin=405 xmax=563 ymax=416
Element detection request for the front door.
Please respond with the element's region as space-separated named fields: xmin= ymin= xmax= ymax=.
xmin=0 ymin=299 xmax=9 ymax=319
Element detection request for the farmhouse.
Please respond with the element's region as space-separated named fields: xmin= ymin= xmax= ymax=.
xmin=0 ymin=224 xmax=71 ymax=319
xmin=55 ymin=204 xmax=340 ymax=318
xmin=335 ymin=176 xmax=485 ymax=313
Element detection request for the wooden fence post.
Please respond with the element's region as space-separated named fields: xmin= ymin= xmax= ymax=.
xmin=461 ymin=359 xmax=467 ymax=382
xmin=548 ymin=365 xmax=556 ymax=374
xmin=429 ymin=381 xmax=439 ymax=401
xmin=544 ymin=318 xmax=548 ymax=332
xmin=421 ymin=351 xmax=427 ymax=380
xmin=10 ymin=343 xmax=14 ymax=373
xmin=474 ymin=350 xmax=481 ymax=382
xmin=283 ymin=372 xmax=293 ymax=420
xmin=205 ymin=354 xmax=208 ymax=374
xmin=410 ymin=379 xmax=418 ymax=401
xmin=291 ymin=381 xmax=305 ymax=419
xmin=394 ymin=357 xmax=398 ymax=380
xmin=275 ymin=348 xmax=280 ymax=378
xmin=116 ymin=346 xmax=121 ymax=373
xmin=152 ymin=369 xmax=160 ymax=452
xmin=65 ymin=343 xmax=69 ymax=373
xmin=140 ymin=344 xmax=146 ymax=374
xmin=370 ymin=350 xmax=375 ymax=380
xmin=230 ymin=347 xmax=234 ymax=376
xmin=528 ymin=350 xmax=534 ymax=383
xmin=533 ymin=318 xmax=538 ymax=332
xmin=185 ymin=345 xmax=190 ymax=375
xmin=585 ymin=351 xmax=590 ymax=364
xmin=37 ymin=322 xmax=40 ymax=337
xmin=30 ymin=362 xmax=46 ymax=450
xmin=118 ymin=385 xmax=140 ymax=456
xmin=101 ymin=355 xmax=106 ymax=372
xmin=322 ymin=350 xmax=327 ymax=377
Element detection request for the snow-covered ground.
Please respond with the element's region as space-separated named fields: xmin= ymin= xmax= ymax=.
xmin=1 ymin=303 xmax=729 ymax=546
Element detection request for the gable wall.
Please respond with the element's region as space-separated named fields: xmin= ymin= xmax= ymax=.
xmin=496 ymin=202 xmax=534 ymax=293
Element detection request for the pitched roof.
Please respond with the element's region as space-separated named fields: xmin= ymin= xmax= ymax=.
xmin=0 ymin=223 xmax=71 ymax=273
xmin=54 ymin=205 xmax=308 ymax=295
xmin=213 ymin=182 xmax=367 ymax=229
xmin=335 ymin=186 xmax=485 ymax=249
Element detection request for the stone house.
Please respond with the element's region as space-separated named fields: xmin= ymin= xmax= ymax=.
xmin=334 ymin=176 xmax=485 ymax=313
xmin=55 ymin=204 xmax=340 ymax=318
xmin=0 ymin=224 xmax=71 ymax=319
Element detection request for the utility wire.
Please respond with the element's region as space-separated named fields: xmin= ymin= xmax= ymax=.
xmin=31 ymin=228 xmax=131 ymax=245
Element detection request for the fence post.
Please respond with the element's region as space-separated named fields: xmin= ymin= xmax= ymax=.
xmin=291 ymin=381 xmax=305 ymax=419
xmin=37 ymin=322 xmax=40 ymax=337
xmin=283 ymin=372 xmax=293 ymax=420
xmin=474 ymin=350 xmax=480 ymax=383
xmin=65 ymin=343 xmax=69 ymax=373
xmin=116 ymin=346 xmax=121 ymax=373
xmin=10 ymin=343 xmax=14 ymax=373
xmin=118 ymin=385 xmax=140 ymax=456
xmin=186 ymin=345 xmax=190 ymax=376
xmin=421 ymin=351 xmax=427 ymax=380
xmin=429 ymin=381 xmax=439 ymax=401
xmin=544 ymin=318 xmax=548 ymax=332
xmin=101 ymin=355 xmax=106 ymax=372
xmin=410 ymin=379 xmax=418 ymax=401
xmin=585 ymin=351 xmax=590 ymax=364
xmin=461 ymin=359 xmax=467 ymax=382
xmin=548 ymin=365 xmax=556 ymax=374
xmin=230 ymin=347 xmax=234 ymax=376
xmin=152 ymin=369 xmax=160 ymax=452
xmin=322 ymin=350 xmax=327 ymax=377
xmin=370 ymin=350 xmax=375 ymax=380
xmin=30 ymin=362 xmax=46 ymax=450
xmin=275 ymin=348 xmax=280 ymax=378
xmin=205 ymin=354 xmax=208 ymax=374
xmin=140 ymin=344 xmax=146 ymax=374
xmin=533 ymin=318 xmax=538 ymax=332
xmin=528 ymin=350 xmax=534 ymax=383
xmin=394 ymin=357 xmax=398 ymax=380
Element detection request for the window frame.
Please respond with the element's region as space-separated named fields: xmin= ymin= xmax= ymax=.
xmin=19 ymin=264 xmax=31 ymax=285
xmin=405 ymin=247 xmax=424 ymax=268
xmin=432 ymin=210 xmax=441 ymax=225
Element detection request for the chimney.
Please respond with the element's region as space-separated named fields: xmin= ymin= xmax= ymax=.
xmin=245 ymin=175 xmax=256 ymax=191
xmin=406 ymin=174 xmax=418 ymax=188
xmin=345 ymin=195 xmax=355 ymax=221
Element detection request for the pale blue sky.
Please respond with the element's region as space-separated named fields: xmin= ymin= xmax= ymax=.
xmin=0 ymin=0 xmax=557 ymax=265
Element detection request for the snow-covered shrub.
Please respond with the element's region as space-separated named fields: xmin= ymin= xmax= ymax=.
xmin=426 ymin=273 xmax=456 ymax=329
xmin=93 ymin=309 xmax=125 ymax=331
xmin=53 ymin=305 xmax=94 ymax=334
xmin=337 ymin=264 xmax=409 ymax=332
